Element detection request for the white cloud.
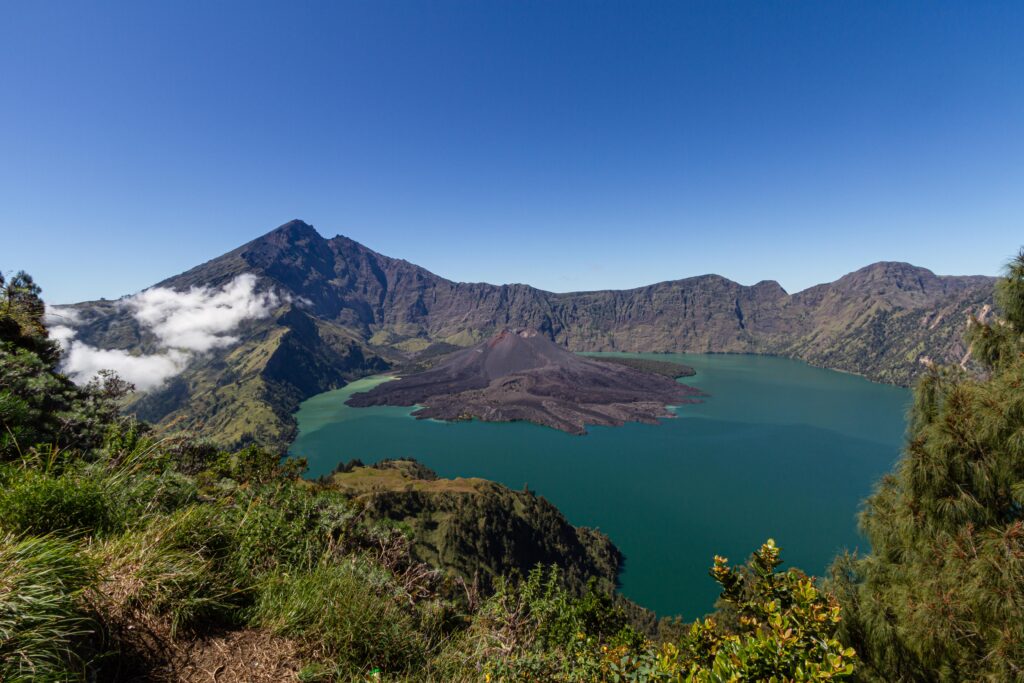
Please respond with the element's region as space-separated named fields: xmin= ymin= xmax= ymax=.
xmin=48 ymin=325 xmax=77 ymax=347
xmin=127 ymin=274 xmax=279 ymax=352
xmin=44 ymin=305 xmax=82 ymax=327
xmin=61 ymin=345 xmax=190 ymax=391
xmin=48 ymin=274 xmax=280 ymax=392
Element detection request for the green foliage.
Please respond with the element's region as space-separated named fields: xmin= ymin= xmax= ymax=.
xmin=198 ymin=443 xmax=307 ymax=486
xmin=997 ymin=248 xmax=1024 ymax=331
xmin=672 ymin=540 xmax=855 ymax=682
xmin=0 ymin=271 xmax=53 ymax=359
xmin=0 ymin=271 xmax=130 ymax=461
xmin=967 ymin=248 xmax=1024 ymax=371
xmin=438 ymin=542 xmax=855 ymax=682
xmin=97 ymin=505 xmax=243 ymax=635
xmin=832 ymin=248 xmax=1024 ymax=681
xmin=0 ymin=534 xmax=95 ymax=683
xmin=0 ymin=468 xmax=118 ymax=537
xmin=227 ymin=484 xmax=349 ymax=577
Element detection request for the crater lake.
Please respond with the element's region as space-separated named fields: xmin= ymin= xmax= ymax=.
xmin=289 ymin=353 xmax=910 ymax=618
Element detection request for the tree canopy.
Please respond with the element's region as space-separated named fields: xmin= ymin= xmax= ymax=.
xmin=831 ymin=250 xmax=1024 ymax=681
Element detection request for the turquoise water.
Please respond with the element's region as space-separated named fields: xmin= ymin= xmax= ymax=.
xmin=289 ymin=353 xmax=910 ymax=618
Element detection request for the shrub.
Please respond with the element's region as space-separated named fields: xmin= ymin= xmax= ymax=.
xmin=440 ymin=566 xmax=642 ymax=681
xmin=228 ymin=485 xmax=345 ymax=577
xmin=671 ymin=540 xmax=856 ymax=682
xmin=0 ymin=469 xmax=117 ymax=537
xmin=441 ymin=543 xmax=856 ymax=682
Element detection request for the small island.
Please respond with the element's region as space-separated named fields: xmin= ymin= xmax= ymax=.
xmin=346 ymin=329 xmax=703 ymax=434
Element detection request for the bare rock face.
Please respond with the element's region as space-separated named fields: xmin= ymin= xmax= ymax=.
xmin=345 ymin=329 xmax=702 ymax=434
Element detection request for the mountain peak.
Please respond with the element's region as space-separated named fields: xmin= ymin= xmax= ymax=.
xmin=260 ymin=219 xmax=322 ymax=243
xmin=855 ymin=261 xmax=935 ymax=277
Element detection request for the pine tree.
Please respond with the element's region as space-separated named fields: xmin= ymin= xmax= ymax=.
xmin=831 ymin=250 xmax=1024 ymax=681
xmin=0 ymin=271 xmax=130 ymax=460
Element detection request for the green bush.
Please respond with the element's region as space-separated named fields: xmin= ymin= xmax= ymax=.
xmin=114 ymin=467 xmax=199 ymax=517
xmin=0 ymin=469 xmax=117 ymax=537
xmin=439 ymin=544 xmax=856 ymax=683
xmin=252 ymin=560 xmax=426 ymax=674
xmin=0 ymin=534 xmax=95 ymax=683
xmin=437 ymin=566 xmax=642 ymax=681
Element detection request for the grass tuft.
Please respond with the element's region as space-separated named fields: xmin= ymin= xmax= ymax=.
xmin=0 ymin=534 xmax=95 ymax=682
xmin=252 ymin=559 xmax=426 ymax=674
xmin=94 ymin=506 xmax=242 ymax=636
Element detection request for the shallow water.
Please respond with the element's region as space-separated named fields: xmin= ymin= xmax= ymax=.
xmin=289 ymin=353 xmax=909 ymax=618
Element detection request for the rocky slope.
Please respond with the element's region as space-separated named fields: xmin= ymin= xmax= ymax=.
xmin=347 ymin=328 xmax=702 ymax=434
xmin=59 ymin=219 xmax=995 ymax=447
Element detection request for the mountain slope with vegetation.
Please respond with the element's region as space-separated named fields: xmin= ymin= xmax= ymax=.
xmin=127 ymin=307 xmax=389 ymax=448
xmin=328 ymin=459 xmax=623 ymax=597
xmin=56 ymin=220 xmax=994 ymax=448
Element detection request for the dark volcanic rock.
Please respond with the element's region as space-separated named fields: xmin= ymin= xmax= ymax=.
xmin=346 ymin=329 xmax=702 ymax=434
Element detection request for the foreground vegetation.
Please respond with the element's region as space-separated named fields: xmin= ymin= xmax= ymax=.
xmin=0 ymin=271 xmax=855 ymax=680
xmin=2 ymin=247 xmax=1023 ymax=680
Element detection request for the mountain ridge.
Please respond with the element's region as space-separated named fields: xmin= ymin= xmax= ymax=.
xmin=59 ymin=219 xmax=996 ymax=448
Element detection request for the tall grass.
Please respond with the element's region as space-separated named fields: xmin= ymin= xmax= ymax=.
xmin=0 ymin=534 xmax=95 ymax=683
xmin=94 ymin=505 xmax=243 ymax=635
xmin=252 ymin=559 xmax=427 ymax=674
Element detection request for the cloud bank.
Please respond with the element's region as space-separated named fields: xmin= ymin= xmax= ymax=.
xmin=48 ymin=274 xmax=280 ymax=392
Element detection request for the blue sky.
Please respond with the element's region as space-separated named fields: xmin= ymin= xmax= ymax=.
xmin=2 ymin=1 xmax=1021 ymax=304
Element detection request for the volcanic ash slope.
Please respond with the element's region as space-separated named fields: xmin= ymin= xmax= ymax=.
xmin=346 ymin=329 xmax=702 ymax=434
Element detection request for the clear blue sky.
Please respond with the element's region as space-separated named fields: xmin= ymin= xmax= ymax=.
xmin=2 ymin=2 xmax=1021 ymax=304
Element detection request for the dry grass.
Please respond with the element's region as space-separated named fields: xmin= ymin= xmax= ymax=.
xmin=168 ymin=628 xmax=302 ymax=683
xmin=329 ymin=465 xmax=487 ymax=497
